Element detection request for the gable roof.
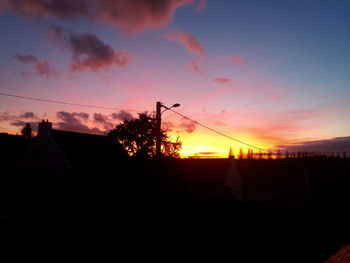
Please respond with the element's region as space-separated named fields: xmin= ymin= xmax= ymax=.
xmin=51 ymin=129 xmax=128 ymax=168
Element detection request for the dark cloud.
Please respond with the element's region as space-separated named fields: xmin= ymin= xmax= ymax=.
xmin=93 ymin=113 xmax=113 ymax=130
xmin=14 ymin=53 xmax=57 ymax=78
xmin=51 ymin=25 xmax=132 ymax=71
xmin=19 ymin=112 xmax=38 ymax=119
xmin=93 ymin=113 xmax=107 ymax=123
xmin=14 ymin=54 xmax=38 ymax=63
xmin=1 ymin=0 xmax=196 ymax=34
xmin=0 ymin=111 xmax=38 ymax=131
xmin=1 ymin=0 xmax=90 ymax=19
xmin=111 ymin=110 xmax=133 ymax=121
xmin=10 ymin=120 xmax=38 ymax=129
xmin=56 ymin=111 xmax=102 ymax=134
xmin=281 ymin=137 xmax=350 ymax=154
xmin=0 ymin=111 xmax=39 ymax=129
xmin=57 ymin=111 xmax=88 ymax=122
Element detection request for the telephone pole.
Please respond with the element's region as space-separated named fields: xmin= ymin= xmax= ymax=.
xmin=155 ymin=101 xmax=180 ymax=158
xmin=156 ymin=101 xmax=162 ymax=158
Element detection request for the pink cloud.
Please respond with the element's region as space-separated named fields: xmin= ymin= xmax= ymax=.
xmin=213 ymin=78 xmax=231 ymax=84
xmin=228 ymin=56 xmax=245 ymax=66
xmin=1 ymin=0 xmax=195 ymax=34
xmin=163 ymin=29 xmax=205 ymax=58
xmin=187 ymin=59 xmax=203 ymax=74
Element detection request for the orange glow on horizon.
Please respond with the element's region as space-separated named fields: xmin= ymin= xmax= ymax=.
xmin=171 ymin=130 xmax=276 ymax=158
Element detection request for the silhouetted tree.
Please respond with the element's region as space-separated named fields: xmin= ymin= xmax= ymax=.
xmin=343 ymin=152 xmax=348 ymax=159
xmin=250 ymin=149 xmax=254 ymax=159
xmin=238 ymin=148 xmax=244 ymax=159
xmin=267 ymin=149 xmax=272 ymax=159
xmin=285 ymin=150 xmax=289 ymax=159
xmin=228 ymin=147 xmax=234 ymax=158
xmin=246 ymin=148 xmax=254 ymax=159
xmin=107 ymin=112 xmax=182 ymax=158
xmin=21 ymin=123 xmax=33 ymax=139
xmin=276 ymin=149 xmax=281 ymax=159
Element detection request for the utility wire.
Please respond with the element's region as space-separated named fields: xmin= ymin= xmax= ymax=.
xmin=168 ymin=108 xmax=275 ymax=154
xmin=0 ymin=92 xmax=140 ymax=112
xmin=1 ymin=92 xmax=276 ymax=154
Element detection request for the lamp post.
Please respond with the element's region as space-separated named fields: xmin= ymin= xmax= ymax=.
xmin=156 ymin=101 xmax=180 ymax=158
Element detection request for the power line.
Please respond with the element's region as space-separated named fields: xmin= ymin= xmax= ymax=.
xmin=168 ymin=108 xmax=275 ymax=154
xmin=0 ymin=92 xmax=275 ymax=153
xmin=0 ymin=92 xmax=139 ymax=112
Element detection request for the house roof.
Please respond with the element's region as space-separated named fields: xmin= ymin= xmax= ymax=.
xmin=0 ymin=133 xmax=30 ymax=169
xmin=51 ymin=129 xmax=128 ymax=168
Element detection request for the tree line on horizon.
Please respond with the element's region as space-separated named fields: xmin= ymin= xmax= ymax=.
xmin=232 ymin=147 xmax=350 ymax=160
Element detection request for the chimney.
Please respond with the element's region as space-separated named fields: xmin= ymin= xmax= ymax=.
xmin=38 ymin=119 xmax=52 ymax=137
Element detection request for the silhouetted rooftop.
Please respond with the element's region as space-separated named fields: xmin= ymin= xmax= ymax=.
xmin=51 ymin=129 xmax=128 ymax=168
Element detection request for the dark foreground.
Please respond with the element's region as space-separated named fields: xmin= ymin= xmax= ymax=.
xmin=1 ymin=159 xmax=350 ymax=262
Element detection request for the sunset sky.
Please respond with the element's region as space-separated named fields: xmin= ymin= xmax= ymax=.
xmin=1 ymin=0 xmax=350 ymax=157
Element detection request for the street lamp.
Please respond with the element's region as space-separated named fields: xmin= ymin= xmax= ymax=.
xmin=156 ymin=101 xmax=180 ymax=158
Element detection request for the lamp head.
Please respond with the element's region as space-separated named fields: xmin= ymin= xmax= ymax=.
xmin=172 ymin=103 xmax=180 ymax=108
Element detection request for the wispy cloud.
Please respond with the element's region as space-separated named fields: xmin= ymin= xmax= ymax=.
xmin=228 ymin=56 xmax=245 ymax=66
xmin=14 ymin=54 xmax=38 ymax=63
xmin=187 ymin=59 xmax=203 ymax=74
xmin=281 ymin=137 xmax=350 ymax=154
xmin=213 ymin=78 xmax=231 ymax=84
xmin=14 ymin=53 xmax=57 ymax=78
xmin=163 ymin=29 xmax=205 ymax=58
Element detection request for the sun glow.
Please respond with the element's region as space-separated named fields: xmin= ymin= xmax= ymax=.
xmin=172 ymin=130 xmax=276 ymax=158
